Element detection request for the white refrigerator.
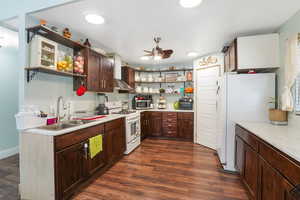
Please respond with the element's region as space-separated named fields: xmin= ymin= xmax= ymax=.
xmin=216 ymin=73 xmax=275 ymax=172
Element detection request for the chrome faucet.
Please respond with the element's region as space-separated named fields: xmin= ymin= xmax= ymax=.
xmin=56 ymin=96 xmax=65 ymax=124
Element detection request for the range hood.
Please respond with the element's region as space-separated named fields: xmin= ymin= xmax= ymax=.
xmin=108 ymin=54 xmax=133 ymax=91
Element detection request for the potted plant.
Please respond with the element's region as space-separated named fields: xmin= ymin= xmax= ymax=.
xmin=268 ymin=97 xmax=288 ymax=124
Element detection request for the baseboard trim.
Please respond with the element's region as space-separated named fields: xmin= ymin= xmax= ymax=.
xmin=0 ymin=146 xmax=19 ymax=160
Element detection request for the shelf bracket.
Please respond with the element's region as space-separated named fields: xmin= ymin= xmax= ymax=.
xmin=26 ymin=69 xmax=38 ymax=82
xmin=27 ymin=30 xmax=38 ymax=43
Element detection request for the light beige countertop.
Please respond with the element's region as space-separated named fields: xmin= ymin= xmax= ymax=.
xmin=236 ymin=121 xmax=300 ymax=163
xmin=24 ymin=114 xmax=126 ymax=136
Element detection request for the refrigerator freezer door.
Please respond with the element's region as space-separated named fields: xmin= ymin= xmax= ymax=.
xmin=224 ymin=73 xmax=275 ymax=171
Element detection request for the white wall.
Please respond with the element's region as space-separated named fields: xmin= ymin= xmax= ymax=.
xmin=277 ymin=10 xmax=300 ymax=128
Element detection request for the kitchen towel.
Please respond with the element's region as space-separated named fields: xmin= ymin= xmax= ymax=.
xmin=89 ymin=134 xmax=103 ymax=159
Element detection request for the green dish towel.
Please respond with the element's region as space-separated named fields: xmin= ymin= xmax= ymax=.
xmin=89 ymin=135 xmax=103 ymax=159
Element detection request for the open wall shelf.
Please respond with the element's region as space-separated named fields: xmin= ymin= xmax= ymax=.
xmin=27 ymin=25 xmax=86 ymax=50
xmin=135 ymin=68 xmax=193 ymax=73
xmin=25 ymin=67 xmax=86 ymax=82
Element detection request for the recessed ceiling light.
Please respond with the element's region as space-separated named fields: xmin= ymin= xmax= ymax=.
xmin=140 ymin=56 xmax=150 ymax=60
xmin=179 ymin=0 xmax=203 ymax=8
xmin=187 ymin=52 xmax=199 ymax=57
xmin=85 ymin=14 xmax=105 ymax=25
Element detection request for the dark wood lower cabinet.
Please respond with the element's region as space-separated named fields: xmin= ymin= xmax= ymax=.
xmin=142 ymin=111 xmax=194 ymax=141
xmin=244 ymin=143 xmax=258 ymax=199
xmin=235 ymin=136 xmax=245 ymax=176
xmin=55 ymin=142 xmax=86 ymax=200
xmin=235 ymin=125 xmax=300 ymax=200
xmin=148 ymin=112 xmax=162 ymax=137
xmin=55 ymin=118 xmax=126 ymax=200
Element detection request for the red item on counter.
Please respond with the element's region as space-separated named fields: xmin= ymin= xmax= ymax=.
xmin=47 ymin=117 xmax=57 ymax=125
xmin=76 ymin=85 xmax=87 ymax=96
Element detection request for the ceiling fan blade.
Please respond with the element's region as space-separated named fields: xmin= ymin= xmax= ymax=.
xmin=144 ymin=50 xmax=152 ymax=53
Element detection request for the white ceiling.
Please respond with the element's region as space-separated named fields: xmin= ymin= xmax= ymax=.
xmin=30 ymin=0 xmax=300 ymax=65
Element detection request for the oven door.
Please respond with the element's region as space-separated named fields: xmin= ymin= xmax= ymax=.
xmin=126 ymin=117 xmax=140 ymax=144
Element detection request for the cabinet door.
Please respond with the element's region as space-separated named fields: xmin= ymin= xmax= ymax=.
xmin=113 ymin=125 xmax=126 ymax=158
xmin=106 ymin=121 xmax=126 ymax=164
xmin=235 ymin=136 xmax=245 ymax=176
xmin=101 ymin=57 xmax=114 ymax=92
xmin=258 ymin=157 xmax=295 ymax=200
xmin=86 ymin=50 xmax=100 ymax=92
xmin=141 ymin=112 xmax=148 ymax=140
xmin=122 ymin=67 xmax=135 ymax=89
xmin=244 ymin=144 xmax=258 ymax=199
xmin=56 ymin=143 xmax=86 ymax=200
xmin=229 ymin=40 xmax=237 ymax=72
xmin=148 ymin=112 xmax=162 ymax=137
xmin=177 ymin=119 xmax=193 ymax=141
xmin=87 ymin=134 xmax=106 ymax=176
xmin=224 ymin=52 xmax=230 ymax=72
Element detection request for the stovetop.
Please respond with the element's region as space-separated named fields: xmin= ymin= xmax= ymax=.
xmin=112 ymin=110 xmax=137 ymax=115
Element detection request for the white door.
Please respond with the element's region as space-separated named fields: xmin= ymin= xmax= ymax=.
xmin=194 ymin=66 xmax=220 ymax=150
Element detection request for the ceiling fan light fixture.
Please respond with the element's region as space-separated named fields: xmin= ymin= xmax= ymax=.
xmin=140 ymin=56 xmax=150 ymax=60
xmin=179 ymin=0 xmax=203 ymax=8
xmin=154 ymin=55 xmax=162 ymax=61
xmin=187 ymin=51 xmax=199 ymax=57
xmin=85 ymin=14 xmax=105 ymax=25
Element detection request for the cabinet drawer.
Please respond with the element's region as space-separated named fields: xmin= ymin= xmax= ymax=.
xmin=236 ymin=125 xmax=259 ymax=152
xmin=162 ymin=112 xmax=177 ymax=119
xmin=55 ymin=124 xmax=104 ymax=151
xmin=162 ymin=125 xmax=177 ymax=131
xmin=105 ymin=118 xmax=124 ymax=131
xmin=162 ymin=118 xmax=177 ymax=126
xmin=178 ymin=112 xmax=194 ymax=120
xmin=259 ymin=141 xmax=300 ymax=186
xmin=149 ymin=112 xmax=162 ymax=118
xmin=163 ymin=130 xmax=177 ymax=137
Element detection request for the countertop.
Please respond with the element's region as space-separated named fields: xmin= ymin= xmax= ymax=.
xmin=236 ymin=121 xmax=300 ymax=163
xmin=23 ymin=109 xmax=194 ymax=137
xmin=24 ymin=114 xmax=126 ymax=136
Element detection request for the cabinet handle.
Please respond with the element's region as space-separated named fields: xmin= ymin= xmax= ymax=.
xmin=83 ymin=143 xmax=89 ymax=159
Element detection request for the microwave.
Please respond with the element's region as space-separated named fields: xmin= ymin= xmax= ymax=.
xmin=132 ymin=95 xmax=152 ymax=110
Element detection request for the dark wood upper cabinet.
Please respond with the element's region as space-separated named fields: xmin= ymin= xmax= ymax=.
xmin=101 ymin=56 xmax=114 ymax=92
xmin=84 ymin=49 xmax=101 ymax=92
xmin=122 ymin=66 xmax=135 ymax=89
xmin=77 ymin=48 xmax=114 ymax=93
xmin=228 ymin=39 xmax=237 ymax=72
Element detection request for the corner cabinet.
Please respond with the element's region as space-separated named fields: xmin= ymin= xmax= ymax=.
xmin=235 ymin=125 xmax=300 ymax=200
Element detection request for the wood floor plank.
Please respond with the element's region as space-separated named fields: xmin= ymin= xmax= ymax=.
xmin=73 ymin=138 xmax=249 ymax=200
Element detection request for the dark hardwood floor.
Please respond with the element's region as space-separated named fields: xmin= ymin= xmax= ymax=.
xmin=0 ymin=155 xmax=19 ymax=200
xmin=73 ymin=139 xmax=249 ymax=200
xmin=0 ymin=139 xmax=249 ymax=200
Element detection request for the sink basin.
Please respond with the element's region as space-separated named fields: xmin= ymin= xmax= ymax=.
xmin=37 ymin=120 xmax=92 ymax=131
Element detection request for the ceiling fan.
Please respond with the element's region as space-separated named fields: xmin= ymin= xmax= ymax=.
xmin=143 ymin=37 xmax=174 ymax=60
